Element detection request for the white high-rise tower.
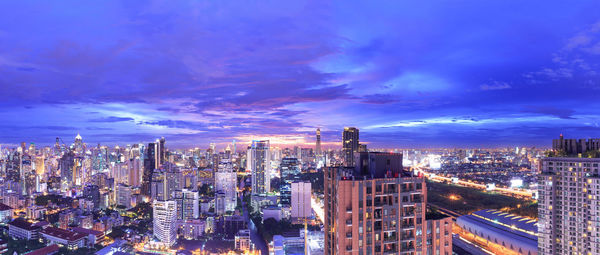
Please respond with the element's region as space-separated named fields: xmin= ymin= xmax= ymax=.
xmin=153 ymin=200 xmax=177 ymax=246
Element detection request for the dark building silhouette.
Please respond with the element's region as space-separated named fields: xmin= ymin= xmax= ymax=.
xmin=342 ymin=127 xmax=359 ymax=167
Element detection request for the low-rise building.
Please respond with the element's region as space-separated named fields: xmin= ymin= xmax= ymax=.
xmin=456 ymin=209 xmax=538 ymax=255
xmin=23 ymin=244 xmax=60 ymax=255
xmin=40 ymin=227 xmax=87 ymax=250
xmin=71 ymin=227 xmax=105 ymax=247
xmin=8 ymin=218 xmax=42 ymax=240
xmin=262 ymin=206 xmax=282 ymax=222
xmin=235 ymin=229 xmax=252 ymax=251
xmin=0 ymin=203 xmax=13 ymax=223
xmin=26 ymin=205 xmax=47 ymax=220
xmin=178 ymin=219 xmax=205 ymax=240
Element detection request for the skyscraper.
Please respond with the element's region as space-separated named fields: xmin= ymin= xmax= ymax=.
xmin=159 ymin=137 xmax=166 ymax=163
xmin=247 ymin=140 xmax=271 ymax=195
xmin=316 ymin=128 xmax=322 ymax=156
xmin=324 ymin=151 xmax=451 ymax=255
xmin=215 ymin=157 xmax=237 ymax=214
xmin=343 ymin=127 xmax=359 ymax=167
xmin=116 ymin=183 xmax=132 ymax=209
xmin=142 ymin=142 xmax=157 ymax=196
xmin=153 ymin=200 xmax=178 ymax=246
xmin=538 ymin=142 xmax=600 ymax=254
xmin=174 ymin=189 xmax=199 ymax=220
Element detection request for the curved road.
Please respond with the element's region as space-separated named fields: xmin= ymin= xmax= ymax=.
xmin=240 ymin=178 xmax=268 ymax=255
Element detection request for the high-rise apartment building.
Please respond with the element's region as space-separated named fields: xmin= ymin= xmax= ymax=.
xmin=153 ymin=200 xmax=178 ymax=246
xmin=538 ymin=155 xmax=600 ymax=254
xmin=291 ymin=182 xmax=311 ymax=220
xmin=174 ymin=189 xmax=199 ymax=220
xmin=215 ymin=158 xmax=237 ymax=214
xmin=343 ymin=127 xmax=359 ymax=167
xmin=325 ymin=151 xmax=451 ymax=255
xmin=116 ymin=183 xmax=132 ymax=209
xmin=247 ymin=140 xmax=271 ymax=195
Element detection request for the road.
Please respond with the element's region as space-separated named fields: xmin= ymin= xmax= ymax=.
xmin=240 ymin=179 xmax=268 ymax=255
xmin=428 ymin=203 xmax=461 ymax=220
xmin=417 ymin=168 xmax=534 ymax=199
xmin=453 ymin=234 xmax=494 ymax=255
xmin=242 ymin=199 xmax=268 ymax=255
xmin=311 ymin=195 xmax=324 ymax=223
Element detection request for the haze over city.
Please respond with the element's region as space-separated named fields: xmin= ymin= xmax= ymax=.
xmin=2 ymin=1 xmax=600 ymax=148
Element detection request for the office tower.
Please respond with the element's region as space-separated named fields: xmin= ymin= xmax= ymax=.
xmin=280 ymin=157 xmax=300 ymax=182
xmin=74 ymin=133 xmax=84 ymax=154
xmin=59 ymin=151 xmax=76 ymax=188
xmin=247 ymin=140 xmax=271 ymax=195
xmin=316 ymin=128 xmax=322 ymax=156
xmin=142 ymin=142 xmax=157 ymax=196
xmin=291 ymin=182 xmax=311 ymax=220
xmin=128 ymin=157 xmax=141 ymax=187
xmin=159 ymin=137 xmax=166 ymax=163
xmin=174 ymin=189 xmax=199 ymax=220
xmin=151 ymin=172 xmax=166 ymax=201
xmin=538 ymin=155 xmax=600 ymax=254
xmin=215 ymin=158 xmax=237 ymax=214
xmin=280 ymin=184 xmax=291 ymax=206
xmin=151 ymin=167 xmax=183 ymax=201
xmin=83 ymin=185 xmax=100 ymax=209
xmin=6 ymin=151 xmax=20 ymax=183
xmin=342 ymin=127 xmax=359 ymax=167
xmin=116 ymin=184 xmax=132 ymax=209
xmin=153 ymin=200 xmax=178 ymax=246
xmin=324 ymin=151 xmax=451 ymax=255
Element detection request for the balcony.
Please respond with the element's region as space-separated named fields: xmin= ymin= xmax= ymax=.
xmin=401 ymin=224 xmax=415 ymax=229
xmin=400 ymin=244 xmax=415 ymax=251
xmin=401 ymin=233 xmax=414 ymax=240
xmin=384 ymin=235 xmax=398 ymax=242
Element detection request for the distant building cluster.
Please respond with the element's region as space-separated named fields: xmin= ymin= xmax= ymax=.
xmin=0 ymin=128 xmax=593 ymax=254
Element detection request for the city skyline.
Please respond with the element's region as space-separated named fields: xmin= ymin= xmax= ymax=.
xmin=2 ymin=1 xmax=600 ymax=148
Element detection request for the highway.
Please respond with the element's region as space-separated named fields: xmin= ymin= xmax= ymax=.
xmin=415 ymin=166 xmax=535 ymax=199
xmin=311 ymin=195 xmax=324 ymax=223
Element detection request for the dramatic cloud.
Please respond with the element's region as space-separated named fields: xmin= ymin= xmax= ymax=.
xmin=0 ymin=1 xmax=599 ymax=148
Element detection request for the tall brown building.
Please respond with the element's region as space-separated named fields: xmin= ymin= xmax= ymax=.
xmin=325 ymin=151 xmax=452 ymax=255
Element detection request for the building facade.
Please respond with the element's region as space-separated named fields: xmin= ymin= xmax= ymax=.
xmin=153 ymin=200 xmax=178 ymax=246
xmin=325 ymin=151 xmax=451 ymax=255
xmin=248 ymin=140 xmax=271 ymax=195
xmin=538 ymin=156 xmax=600 ymax=254
xmin=342 ymin=127 xmax=359 ymax=167
xmin=291 ymin=182 xmax=311 ymax=220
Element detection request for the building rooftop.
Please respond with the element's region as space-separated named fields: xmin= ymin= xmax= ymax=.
xmin=8 ymin=218 xmax=40 ymax=231
xmin=0 ymin=203 xmax=13 ymax=211
xmin=71 ymin=227 xmax=104 ymax=237
xmin=23 ymin=244 xmax=59 ymax=255
xmin=41 ymin=227 xmax=87 ymax=242
xmin=459 ymin=209 xmax=537 ymax=241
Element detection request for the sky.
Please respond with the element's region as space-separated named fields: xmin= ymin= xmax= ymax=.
xmin=1 ymin=1 xmax=600 ymax=149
